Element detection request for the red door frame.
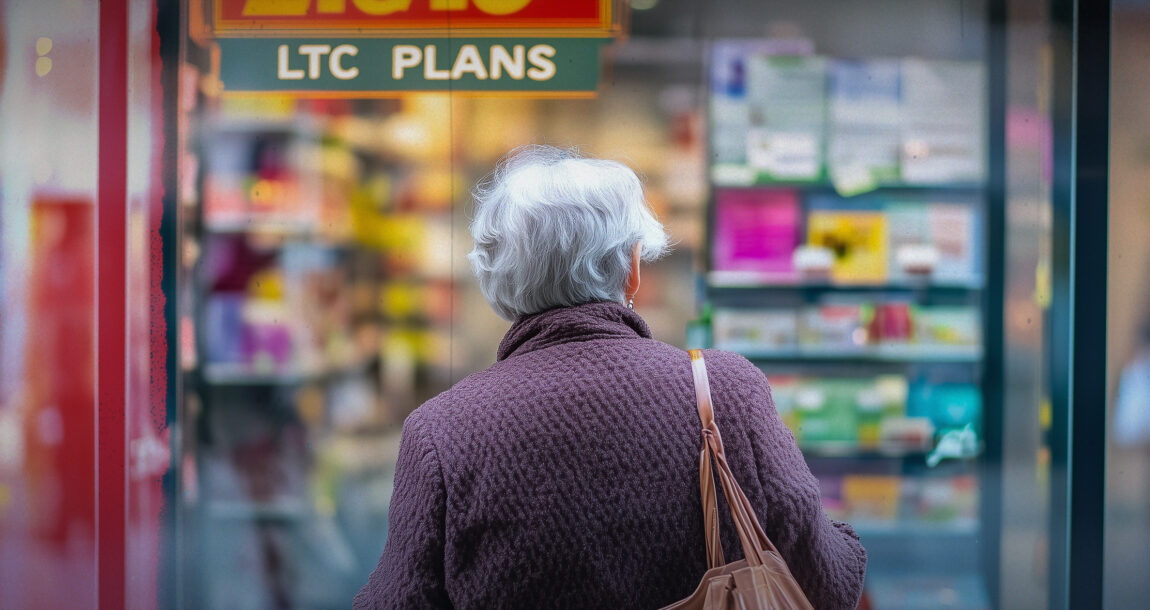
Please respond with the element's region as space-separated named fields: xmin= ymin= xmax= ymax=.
xmin=98 ymin=0 xmax=128 ymax=607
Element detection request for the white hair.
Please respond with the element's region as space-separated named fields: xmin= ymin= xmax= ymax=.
xmin=467 ymin=145 xmax=671 ymax=321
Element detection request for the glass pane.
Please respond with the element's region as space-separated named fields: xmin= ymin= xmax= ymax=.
xmin=701 ymin=2 xmax=991 ymax=608
xmin=178 ymin=26 xmax=462 ymax=610
xmin=1107 ymin=2 xmax=1150 ymax=607
xmin=998 ymin=1 xmax=1055 ymax=607
xmin=126 ymin=0 xmax=175 ymax=607
xmin=0 ymin=1 xmax=100 ymax=607
xmin=173 ymin=1 xmax=1084 ymax=608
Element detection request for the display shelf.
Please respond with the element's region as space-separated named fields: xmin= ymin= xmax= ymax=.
xmin=198 ymin=115 xmax=403 ymax=166
xmin=734 ymin=345 xmax=981 ymax=363
xmin=710 ymin=164 xmax=985 ymax=192
xmin=203 ymin=218 xmax=320 ymax=236
xmin=200 ymin=116 xmax=322 ymax=138
xmin=702 ymin=34 xmax=999 ymax=610
xmin=800 ymin=443 xmax=932 ymax=459
xmin=200 ymin=219 xmax=363 ymax=251
xmin=706 ymin=271 xmax=984 ymax=292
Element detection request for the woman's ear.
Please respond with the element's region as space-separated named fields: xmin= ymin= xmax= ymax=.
xmin=625 ymin=242 xmax=642 ymax=299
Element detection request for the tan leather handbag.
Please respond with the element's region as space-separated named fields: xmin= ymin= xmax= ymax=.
xmin=661 ymin=350 xmax=815 ymax=610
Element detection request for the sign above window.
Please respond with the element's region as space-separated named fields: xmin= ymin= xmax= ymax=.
xmin=217 ymin=37 xmax=609 ymax=95
xmin=206 ymin=0 xmax=622 ymax=96
xmin=212 ymin=0 xmax=617 ymax=35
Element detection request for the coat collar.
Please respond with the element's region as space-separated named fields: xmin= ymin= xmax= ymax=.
xmin=496 ymin=300 xmax=653 ymax=361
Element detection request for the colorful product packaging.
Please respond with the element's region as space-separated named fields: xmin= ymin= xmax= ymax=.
xmin=806 ymin=210 xmax=889 ymax=284
xmin=842 ymin=475 xmax=902 ymax=522
xmin=712 ymin=189 xmax=801 ymax=277
xmin=795 ymin=379 xmax=864 ymax=445
xmin=798 ymin=303 xmax=868 ymax=350
xmin=712 ymin=308 xmax=799 ymax=352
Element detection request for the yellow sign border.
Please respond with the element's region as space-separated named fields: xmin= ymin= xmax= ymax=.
xmin=210 ymin=0 xmax=620 ymax=38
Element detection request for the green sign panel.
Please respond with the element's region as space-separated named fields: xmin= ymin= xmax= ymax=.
xmin=218 ymin=37 xmax=610 ymax=94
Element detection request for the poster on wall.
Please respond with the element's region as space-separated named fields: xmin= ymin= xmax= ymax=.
xmin=827 ymin=59 xmax=901 ymax=195
xmin=900 ymin=59 xmax=986 ymax=184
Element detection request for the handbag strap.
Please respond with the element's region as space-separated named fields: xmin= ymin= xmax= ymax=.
xmin=690 ymin=350 xmax=725 ymax=568
xmin=689 ymin=349 xmax=783 ymax=570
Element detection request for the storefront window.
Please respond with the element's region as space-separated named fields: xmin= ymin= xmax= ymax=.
xmin=1108 ymin=1 xmax=1150 ymax=606
xmin=174 ymin=1 xmax=997 ymax=607
xmin=0 ymin=0 xmax=1129 ymax=608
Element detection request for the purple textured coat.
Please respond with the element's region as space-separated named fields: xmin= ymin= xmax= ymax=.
xmin=354 ymin=301 xmax=867 ymax=609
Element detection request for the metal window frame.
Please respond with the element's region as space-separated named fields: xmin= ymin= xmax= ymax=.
xmin=1048 ymin=0 xmax=1110 ymax=608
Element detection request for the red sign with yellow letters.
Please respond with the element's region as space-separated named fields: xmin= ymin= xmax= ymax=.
xmin=213 ymin=0 xmax=615 ymax=34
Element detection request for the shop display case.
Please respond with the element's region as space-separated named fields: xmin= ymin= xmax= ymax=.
xmin=698 ymin=34 xmax=995 ymax=609
xmin=0 ymin=1 xmax=1122 ymax=609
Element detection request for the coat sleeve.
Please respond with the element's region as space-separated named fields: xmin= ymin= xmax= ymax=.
xmin=354 ymin=409 xmax=452 ymax=609
xmin=706 ymin=350 xmax=868 ymax=610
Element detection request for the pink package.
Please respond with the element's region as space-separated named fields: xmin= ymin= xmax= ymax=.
xmin=712 ymin=189 xmax=800 ymax=276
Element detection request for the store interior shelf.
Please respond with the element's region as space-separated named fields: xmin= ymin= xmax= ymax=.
xmin=800 ymin=443 xmax=932 ymax=459
xmin=734 ymin=345 xmax=982 ymax=363
xmin=706 ymin=272 xmax=984 ymax=292
xmin=200 ymin=219 xmax=364 ymax=251
xmin=203 ymin=218 xmax=323 ymax=237
xmin=199 ymin=117 xmax=322 ymax=137
xmin=709 ymin=165 xmax=985 ymax=192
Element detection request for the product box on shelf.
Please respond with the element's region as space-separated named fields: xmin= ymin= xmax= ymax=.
xmin=818 ymin=475 xmax=848 ymax=521
xmin=712 ymin=189 xmax=801 ymax=277
xmin=842 ymin=475 xmax=902 ymax=522
xmin=909 ymin=382 xmax=982 ymax=433
xmin=914 ymin=475 xmax=978 ymax=524
xmin=818 ymin=473 xmax=978 ymax=531
xmin=205 ymin=293 xmax=247 ymax=365
xmin=884 ymin=200 xmax=981 ymax=284
xmin=885 ymin=201 xmax=930 ymax=280
xmin=806 ymin=209 xmax=889 ymax=284
xmin=771 ymin=374 xmax=937 ymax=453
xmin=744 ymin=55 xmax=828 ymax=182
xmin=712 ymin=308 xmax=798 ymax=353
xmin=240 ymin=298 xmax=294 ymax=370
xmin=877 ymin=417 xmax=935 ymax=452
xmin=899 ymin=59 xmax=987 ymax=185
xmin=912 ymin=307 xmax=981 ymax=347
xmin=857 ymin=376 xmax=910 ymax=448
xmin=721 ymin=299 xmax=981 ymax=358
xmin=928 ymin=203 xmax=980 ymax=282
xmin=202 ymin=132 xmax=314 ymax=231
xmin=708 ymin=44 xmax=986 ymax=192
xmin=827 ymin=59 xmax=902 ymax=194
xmin=768 ymin=375 xmax=801 ymax=431
xmin=794 ymin=379 xmax=865 ymax=445
xmin=865 ymin=301 xmax=914 ymax=345
xmin=798 ymin=303 xmax=868 ymax=351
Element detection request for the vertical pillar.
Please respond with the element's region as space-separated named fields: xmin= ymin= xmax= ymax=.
xmin=98 ymin=0 xmax=129 ymax=607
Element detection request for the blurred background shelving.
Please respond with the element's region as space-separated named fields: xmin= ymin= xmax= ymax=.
xmin=695 ymin=26 xmax=992 ymax=610
xmin=176 ymin=2 xmax=1004 ymax=610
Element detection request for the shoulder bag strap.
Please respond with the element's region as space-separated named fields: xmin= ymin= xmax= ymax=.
xmin=690 ymin=349 xmax=726 ymax=569
xmin=689 ymin=349 xmax=775 ymax=568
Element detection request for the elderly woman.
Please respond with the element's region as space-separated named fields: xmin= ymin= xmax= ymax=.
xmin=354 ymin=146 xmax=867 ymax=609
